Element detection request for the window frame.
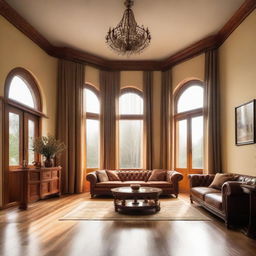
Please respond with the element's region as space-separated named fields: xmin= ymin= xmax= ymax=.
xmin=4 ymin=68 xmax=42 ymax=171
xmin=83 ymin=83 xmax=100 ymax=169
xmin=119 ymin=87 xmax=144 ymax=169
xmin=174 ymin=80 xmax=205 ymax=190
xmin=5 ymin=67 xmax=42 ymax=112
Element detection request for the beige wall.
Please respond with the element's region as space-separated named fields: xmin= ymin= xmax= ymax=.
xmin=172 ymin=54 xmax=205 ymax=92
xmin=0 ymin=16 xmax=58 ymax=207
xmin=219 ymin=10 xmax=256 ymax=175
xmin=121 ymin=71 xmax=143 ymax=90
xmin=85 ymin=65 xmax=100 ymax=89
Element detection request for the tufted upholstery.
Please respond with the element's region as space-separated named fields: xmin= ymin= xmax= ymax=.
xmin=117 ymin=170 xmax=152 ymax=181
xmin=236 ymin=174 xmax=256 ymax=185
xmin=189 ymin=173 xmax=253 ymax=228
xmin=189 ymin=174 xmax=215 ymax=188
xmin=86 ymin=169 xmax=183 ymax=198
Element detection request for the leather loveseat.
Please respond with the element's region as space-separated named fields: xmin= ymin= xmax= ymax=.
xmin=189 ymin=173 xmax=256 ymax=228
xmin=86 ymin=169 xmax=183 ymax=198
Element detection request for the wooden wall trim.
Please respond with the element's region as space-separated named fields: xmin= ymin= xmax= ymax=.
xmin=0 ymin=0 xmax=255 ymax=70
xmin=216 ymin=0 xmax=256 ymax=47
xmin=161 ymin=35 xmax=218 ymax=70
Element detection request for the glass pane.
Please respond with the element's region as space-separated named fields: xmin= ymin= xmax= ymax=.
xmin=119 ymin=92 xmax=143 ymax=115
xmin=28 ymin=120 xmax=35 ymax=164
xmin=177 ymin=85 xmax=203 ymax=113
xmin=192 ymin=116 xmax=204 ymax=169
xmin=9 ymin=112 xmax=20 ymax=166
xmin=119 ymin=120 xmax=143 ymax=168
xmin=84 ymin=88 xmax=100 ymax=114
xmin=9 ymin=76 xmax=35 ymax=108
xmin=176 ymin=120 xmax=187 ymax=168
xmin=86 ymin=119 xmax=100 ymax=168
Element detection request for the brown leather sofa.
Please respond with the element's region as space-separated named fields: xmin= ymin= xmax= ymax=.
xmin=189 ymin=173 xmax=256 ymax=227
xmin=86 ymin=170 xmax=183 ymax=198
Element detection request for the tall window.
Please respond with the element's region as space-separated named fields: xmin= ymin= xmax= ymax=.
xmin=174 ymin=81 xmax=204 ymax=180
xmin=5 ymin=68 xmax=41 ymax=169
xmin=83 ymin=84 xmax=100 ymax=168
xmin=119 ymin=88 xmax=143 ymax=169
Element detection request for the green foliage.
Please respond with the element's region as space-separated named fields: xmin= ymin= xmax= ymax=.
xmin=33 ymin=135 xmax=66 ymax=159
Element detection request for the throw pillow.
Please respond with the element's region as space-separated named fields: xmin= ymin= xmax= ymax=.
xmin=106 ymin=170 xmax=121 ymax=181
xmin=148 ymin=169 xmax=167 ymax=181
xmin=209 ymin=173 xmax=235 ymax=189
xmin=96 ymin=170 xmax=109 ymax=182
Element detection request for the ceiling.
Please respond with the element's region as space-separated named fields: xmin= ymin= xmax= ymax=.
xmin=5 ymin=0 xmax=244 ymax=61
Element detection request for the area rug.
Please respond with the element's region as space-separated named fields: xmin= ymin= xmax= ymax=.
xmin=59 ymin=198 xmax=210 ymax=221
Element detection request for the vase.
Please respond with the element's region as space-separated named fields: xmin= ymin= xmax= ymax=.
xmin=44 ymin=157 xmax=53 ymax=167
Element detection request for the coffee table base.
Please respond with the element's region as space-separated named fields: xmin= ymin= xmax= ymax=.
xmin=114 ymin=199 xmax=160 ymax=213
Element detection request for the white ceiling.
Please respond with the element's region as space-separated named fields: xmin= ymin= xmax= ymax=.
xmin=6 ymin=0 xmax=244 ymax=61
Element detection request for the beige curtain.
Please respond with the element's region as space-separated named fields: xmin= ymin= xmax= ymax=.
xmin=143 ymin=71 xmax=153 ymax=170
xmin=204 ymin=50 xmax=222 ymax=174
xmin=160 ymin=70 xmax=172 ymax=169
xmin=100 ymin=70 xmax=120 ymax=169
xmin=57 ymin=59 xmax=85 ymax=193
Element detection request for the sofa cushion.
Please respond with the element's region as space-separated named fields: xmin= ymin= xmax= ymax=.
xmin=146 ymin=181 xmax=172 ymax=188
xmin=95 ymin=181 xmax=124 ymax=187
xmin=148 ymin=169 xmax=166 ymax=181
xmin=96 ymin=170 xmax=109 ymax=182
xmin=106 ymin=170 xmax=121 ymax=181
xmin=205 ymin=193 xmax=223 ymax=211
xmin=209 ymin=173 xmax=235 ymax=189
xmin=191 ymin=187 xmax=220 ymax=200
xmin=122 ymin=181 xmax=146 ymax=184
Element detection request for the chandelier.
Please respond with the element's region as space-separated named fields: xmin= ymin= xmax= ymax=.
xmin=106 ymin=0 xmax=151 ymax=55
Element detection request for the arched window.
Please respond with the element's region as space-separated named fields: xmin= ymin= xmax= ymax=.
xmin=174 ymin=80 xmax=204 ymax=186
xmin=4 ymin=68 xmax=42 ymax=168
xmin=83 ymin=84 xmax=100 ymax=168
xmin=119 ymin=88 xmax=143 ymax=169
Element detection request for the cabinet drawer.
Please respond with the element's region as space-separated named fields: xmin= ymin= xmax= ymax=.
xmin=29 ymin=172 xmax=40 ymax=181
xmin=42 ymin=171 xmax=52 ymax=180
xmin=52 ymin=170 xmax=59 ymax=178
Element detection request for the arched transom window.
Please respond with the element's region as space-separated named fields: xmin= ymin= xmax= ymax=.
xmin=174 ymin=81 xmax=204 ymax=179
xmin=119 ymin=88 xmax=143 ymax=169
xmin=83 ymin=84 xmax=100 ymax=168
xmin=5 ymin=68 xmax=41 ymax=168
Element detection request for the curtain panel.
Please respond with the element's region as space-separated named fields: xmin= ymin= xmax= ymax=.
xmin=57 ymin=59 xmax=85 ymax=193
xmin=160 ymin=70 xmax=173 ymax=169
xmin=100 ymin=70 xmax=120 ymax=170
xmin=204 ymin=50 xmax=222 ymax=174
xmin=143 ymin=71 xmax=154 ymax=170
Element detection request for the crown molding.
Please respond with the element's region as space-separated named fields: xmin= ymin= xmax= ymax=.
xmin=0 ymin=0 xmax=255 ymax=71
xmin=216 ymin=0 xmax=256 ymax=47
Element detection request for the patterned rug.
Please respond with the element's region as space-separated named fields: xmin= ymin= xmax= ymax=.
xmin=60 ymin=198 xmax=210 ymax=221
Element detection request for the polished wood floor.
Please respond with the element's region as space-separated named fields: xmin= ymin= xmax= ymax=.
xmin=0 ymin=193 xmax=256 ymax=256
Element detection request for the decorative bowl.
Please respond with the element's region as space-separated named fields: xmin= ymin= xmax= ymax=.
xmin=130 ymin=184 xmax=141 ymax=191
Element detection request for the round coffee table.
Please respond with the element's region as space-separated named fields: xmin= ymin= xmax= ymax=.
xmin=111 ymin=187 xmax=162 ymax=213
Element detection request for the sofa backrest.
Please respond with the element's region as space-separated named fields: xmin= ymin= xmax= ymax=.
xmin=117 ymin=170 xmax=152 ymax=181
xmin=235 ymin=174 xmax=256 ymax=185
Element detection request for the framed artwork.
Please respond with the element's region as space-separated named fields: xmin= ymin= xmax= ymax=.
xmin=235 ymin=100 xmax=256 ymax=145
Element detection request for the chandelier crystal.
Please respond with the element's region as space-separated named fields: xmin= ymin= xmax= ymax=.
xmin=106 ymin=0 xmax=151 ymax=55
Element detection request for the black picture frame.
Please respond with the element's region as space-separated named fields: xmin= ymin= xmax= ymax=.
xmin=235 ymin=99 xmax=256 ymax=146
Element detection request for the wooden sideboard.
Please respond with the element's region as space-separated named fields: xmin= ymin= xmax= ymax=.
xmin=14 ymin=166 xmax=62 ymax=210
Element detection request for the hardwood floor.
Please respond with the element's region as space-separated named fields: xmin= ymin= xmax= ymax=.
xmin=0 ymin=193 xmax=255 ymax=256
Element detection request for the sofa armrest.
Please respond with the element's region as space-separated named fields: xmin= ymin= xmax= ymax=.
xmin=86 ymin=171 xmax=98 ymax=185
xmin=222 ymin=181 xmax=244 ymax=196
xmin=188 ymin=174 xmax=215 ymax=188
xmin=167 ymin=170 xmax=183 ymax=183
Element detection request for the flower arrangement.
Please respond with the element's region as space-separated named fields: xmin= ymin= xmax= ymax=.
xmin=33 ymin=135 xmax=66 ymax=167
